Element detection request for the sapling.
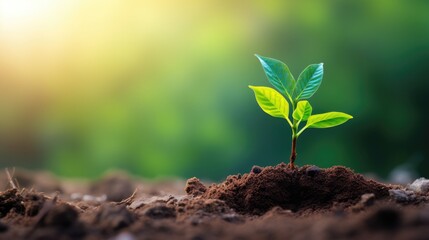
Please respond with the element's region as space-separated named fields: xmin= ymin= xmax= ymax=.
xmin=249 ymin=55 xmax=353 ymax=168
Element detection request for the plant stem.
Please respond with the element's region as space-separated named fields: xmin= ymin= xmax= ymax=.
xmin=289 ymin=136 xmax=297 ymax=168
xmin=289 ymin=118 xmax=298 ymax=168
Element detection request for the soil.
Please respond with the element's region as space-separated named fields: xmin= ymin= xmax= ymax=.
xmin=0 ymin=164 xmax=428 ymax=240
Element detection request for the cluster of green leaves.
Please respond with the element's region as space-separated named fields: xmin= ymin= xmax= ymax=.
xmin=249 ymin=54 xmax=352 ymax=139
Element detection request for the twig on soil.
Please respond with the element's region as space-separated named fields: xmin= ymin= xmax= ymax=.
xmin=5 ymin=168 xmax=20 ymax=189
xmin=35 ymin=193 xmax=59 ymax=224
xmin=117 ymin=188 xmax=139 ymax=206
xmin=41 ymin=192 xmax=84 ymax=213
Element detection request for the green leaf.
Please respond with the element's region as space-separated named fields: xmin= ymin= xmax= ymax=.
xmin=293 ymin=63 xmax=324 ymax=100
xmin=305 ymin=112 xmax=353 ymax=128
xmin=255 ymin=54 xmax=295 ymax=101
xmin=249 ymin=86 xmax=291 ymax=125
xmin=292 ymin=100 xmax=312 ymax=121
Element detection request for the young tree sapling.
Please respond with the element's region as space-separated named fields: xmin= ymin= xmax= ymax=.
xmin=249 ymin=55 xmax=353 ymax=168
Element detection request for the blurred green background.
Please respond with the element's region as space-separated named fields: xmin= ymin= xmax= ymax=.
xmin=0 ymin=0 xmax=428 ymax=181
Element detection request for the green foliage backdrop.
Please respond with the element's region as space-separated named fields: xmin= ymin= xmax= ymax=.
xmin=0 ymin=0 xmax=428 ymax=180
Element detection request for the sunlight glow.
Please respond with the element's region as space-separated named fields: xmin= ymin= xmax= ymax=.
xmin=0 ymin=0 xmax=52 ymax=28
xmin=0 ymin=0 xmax=76 ymax=85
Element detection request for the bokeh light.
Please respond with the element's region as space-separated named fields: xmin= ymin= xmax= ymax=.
xmin=0 ymin=0 xmax=428 ymax=180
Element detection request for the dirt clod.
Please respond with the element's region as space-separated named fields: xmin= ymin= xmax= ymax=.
xmin=40 ymin=203 xmax=78 ymax=228
xmin=94 ymin=204 xmax=134 ymax=231
xmin=185 ymin=177 xmax=207 ymax=197
xmin=24 ymin=192 xmax=45 ymax=217
xmin=0 ymin=189 xmax=25 ymax=218
xmin=142 ymin=203 xmax=176 ymax=219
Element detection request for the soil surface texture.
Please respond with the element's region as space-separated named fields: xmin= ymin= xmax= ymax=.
xmin=0 ymin=164 xmax=428 ymax=240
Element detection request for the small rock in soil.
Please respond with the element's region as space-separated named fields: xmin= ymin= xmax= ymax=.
xmin=94 ymin=204 xmax=134 ymax=231
xmin=305 ymin=165 xmax=321 ymax=177
xmin=389 ymin=189 xmax=416 ymax=203
xmin=185 ymin=177 xmax=207 ymax=197
xmin=408 ymin=178 xmax=429 ymax=194
xmin=251 ymin=166 xmax=262 ymax=174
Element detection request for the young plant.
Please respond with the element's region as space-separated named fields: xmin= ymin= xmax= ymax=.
xmin=249 ymin=55 xmax=353 ymax=168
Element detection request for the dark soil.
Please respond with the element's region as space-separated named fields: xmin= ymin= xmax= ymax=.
xmin=0 ymin=164 xmax=428 ymax=240
xmin=199 ymin=164 xmax=390 ymax=214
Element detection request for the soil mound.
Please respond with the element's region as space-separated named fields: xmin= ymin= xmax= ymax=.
xmin=1 ymin=168 xmax=429 ymax=239
xmin=195 ymin=164 xmax=390 ymax=214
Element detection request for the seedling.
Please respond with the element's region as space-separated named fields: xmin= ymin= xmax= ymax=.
xmin=249 ymin=55 xmax=353 ymax=168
